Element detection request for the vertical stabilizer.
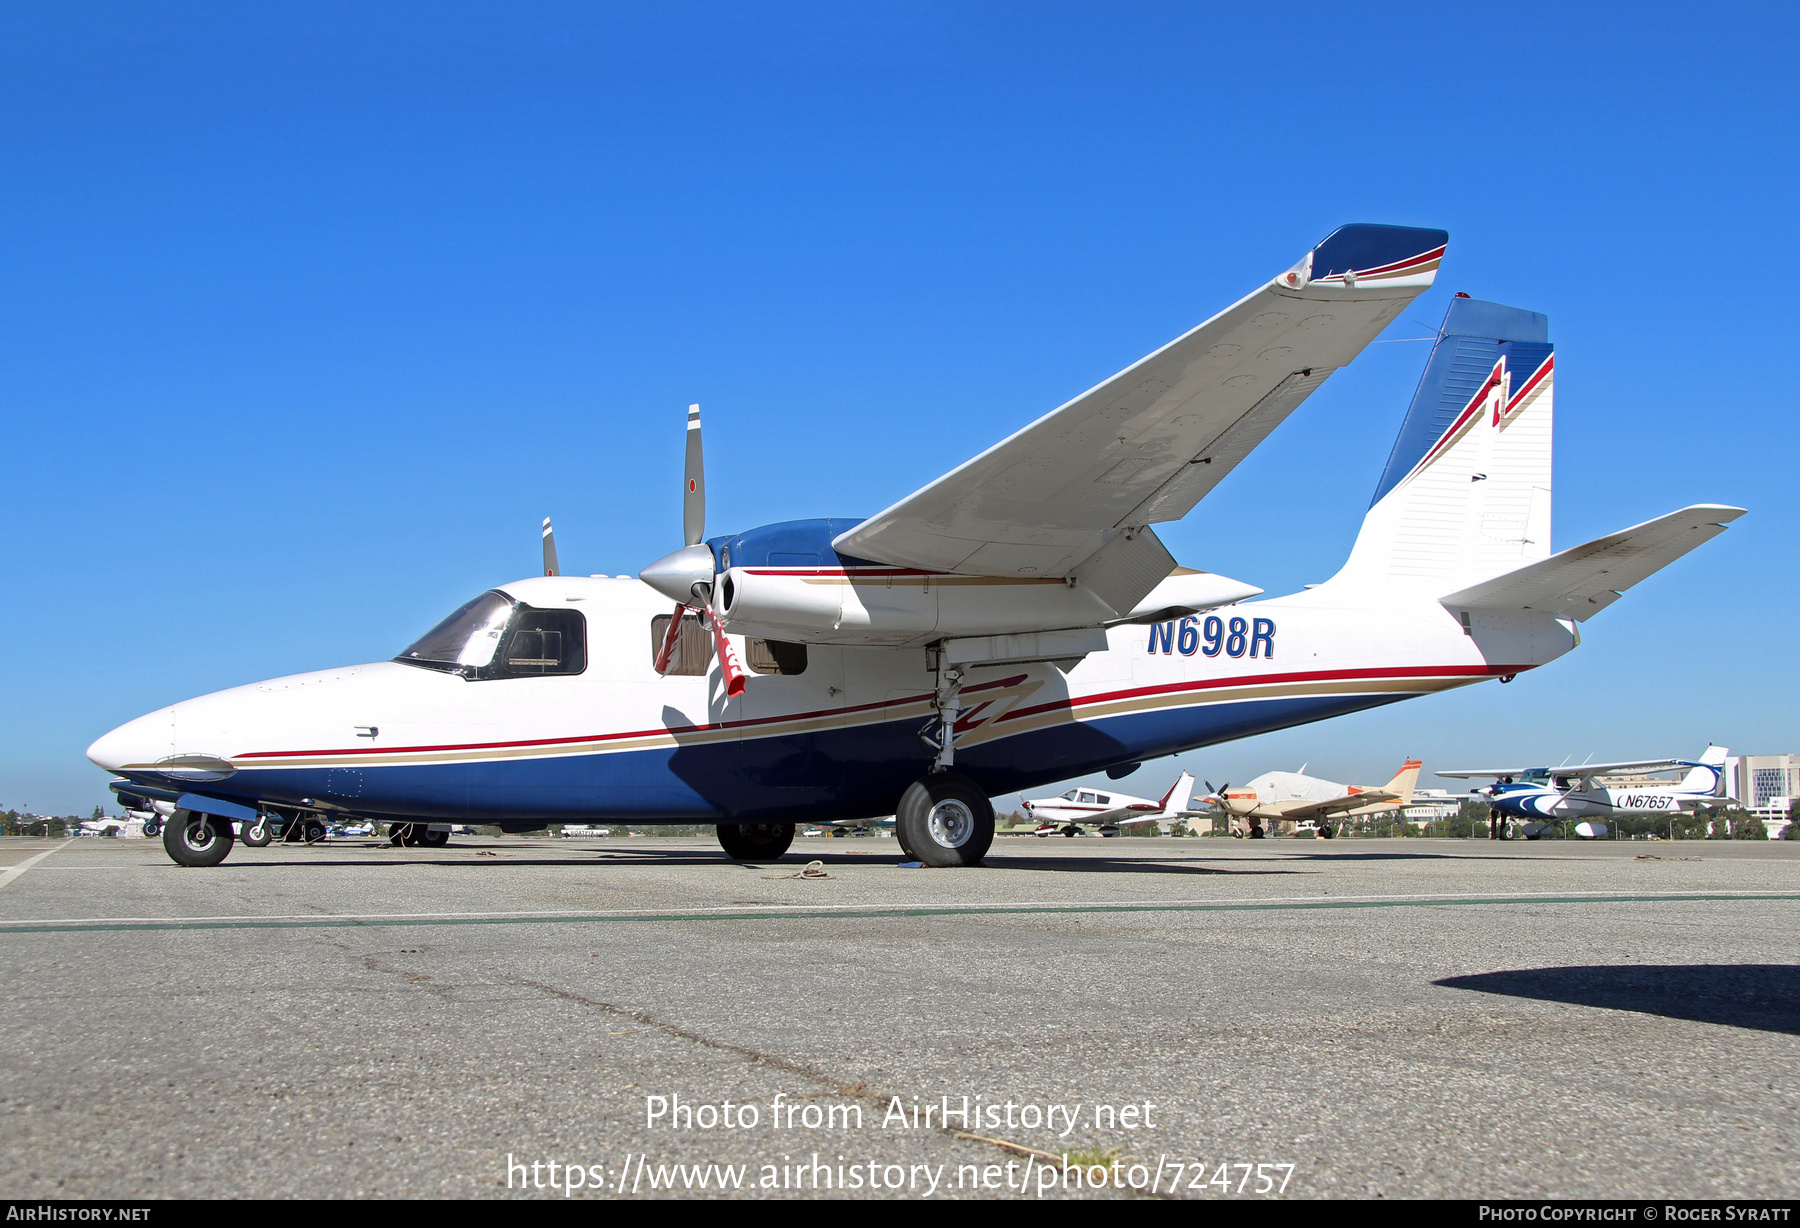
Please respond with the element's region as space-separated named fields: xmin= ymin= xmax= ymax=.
xmin=1680 ymin=746 xmax=1730 ymax=794
xmin=1333 ymin=298 xmax=1554 ymax=591
xmin=1382 ymin=759 xmax=1423 ymax=804
xmin=1158 ymin=772 xmax=1197 ymax=817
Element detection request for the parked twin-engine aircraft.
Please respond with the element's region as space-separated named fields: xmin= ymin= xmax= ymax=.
xmin=1209 ymin=759 xmax=1422 ymax=838
xmin=1441 ymin=746 xmax=1733 ymax=837
xmin=88 ymin=224 xmax=1746 ymax=869
xmin=1021 ymin=772 xmax=1198 ymax=837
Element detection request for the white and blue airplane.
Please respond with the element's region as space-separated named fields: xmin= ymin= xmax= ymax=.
xmin=87 ymin=224 xmax=1745 ymax=868
xmin=1440 ymin=746 xmax=1734 ymax=837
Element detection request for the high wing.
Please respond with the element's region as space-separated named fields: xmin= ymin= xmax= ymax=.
xmin=833 ymin=224 xmax=1447 ymax=614
xmin=1439 ymin=505 xmax=1746 ymax=622
xmin=1439 ymin=760 xmax=1685 ymax=779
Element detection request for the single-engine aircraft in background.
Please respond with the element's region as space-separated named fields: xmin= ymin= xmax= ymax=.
xmin=1021 ymin=772 xmax=1198 ymax=837
xmin=1440 ymin=746 xmax=1734 ymax=838
xmin=1207 ymin=759 xmax=1422 ymax=839
xmin=88 ymin=223 xmax=1746 ymax=868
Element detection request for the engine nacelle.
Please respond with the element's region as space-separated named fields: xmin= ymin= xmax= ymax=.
xmin=717 ymin=564 xmax=1118 ymax=646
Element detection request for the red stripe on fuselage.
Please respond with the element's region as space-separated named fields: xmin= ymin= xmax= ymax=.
xmin=230 ymin=663 xmax=1528 ymax=762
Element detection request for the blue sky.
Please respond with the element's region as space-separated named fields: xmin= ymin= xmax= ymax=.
xmin=3 ymin=2 xmax=1794 ymax=814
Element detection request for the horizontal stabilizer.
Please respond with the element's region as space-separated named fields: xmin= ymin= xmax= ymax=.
xmin=1438 ymin=504 xmax=1745 ymax=622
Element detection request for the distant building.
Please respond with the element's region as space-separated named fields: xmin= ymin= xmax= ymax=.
xmin=1724 ymin=754 xmax=1800 ymax=820
xmin=1403 ymin=788 xmax=1463 ymax=824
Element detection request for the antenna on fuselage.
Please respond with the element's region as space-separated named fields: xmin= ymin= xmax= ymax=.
xmin=542 ymin=518 xmax=560 ymax=577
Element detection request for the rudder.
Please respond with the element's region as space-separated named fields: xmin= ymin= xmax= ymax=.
xmin=1333 ymin=297 xmax=1555 ymax=592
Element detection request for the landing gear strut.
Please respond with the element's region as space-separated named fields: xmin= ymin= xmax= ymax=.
xmin=241 ymin=817 xmax=272 ymax=847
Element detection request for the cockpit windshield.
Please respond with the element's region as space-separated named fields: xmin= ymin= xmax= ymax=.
xmin=1520 ymin=769 xmax=1552 ymax=784
xmin=395 ymin=591 xmax=515 ymax=674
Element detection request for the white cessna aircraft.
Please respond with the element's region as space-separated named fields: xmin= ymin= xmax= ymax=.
xmin=1440 ymin=746 xmax=1734 ymax=837
xmin=1020 ymin=772 xmax=1198 ymax=837
xmin=1208 ymin=759 xmax=1422 ymax=838
xmin=87 ymin=224 xmax=1745 ymax=868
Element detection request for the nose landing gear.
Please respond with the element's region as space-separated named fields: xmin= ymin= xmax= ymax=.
xmin=163 ymin=810 xmax=235 ymax=867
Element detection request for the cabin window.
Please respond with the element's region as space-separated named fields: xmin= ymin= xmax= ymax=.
xmin=498 ymin=607 xmax=586 ymax=677
xmin=650 ymin=612 xmax=714 ymax=676
xmin=746 ymin=637 xmax=808 ymax=675
xmin=1077 ymin=791 xmax=1098 ymax=804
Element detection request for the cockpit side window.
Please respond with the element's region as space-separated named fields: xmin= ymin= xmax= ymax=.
xmin=395 ymin=593 xmax=585 ymax=679
xmin=498 ymin=608 xmax=586 ymax=677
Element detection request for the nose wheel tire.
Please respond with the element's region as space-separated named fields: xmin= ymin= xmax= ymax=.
xmin=163 ymin=810 xmax=235 ymax=867
xmin=717 ymin=822 xmax=795 ymax=861
xmin=895 ymin=774 xmax=993 ymax=867
xmin=241 ymin=819 xmax=272 ymax=847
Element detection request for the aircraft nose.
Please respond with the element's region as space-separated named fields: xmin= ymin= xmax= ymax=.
xmin=86 ymin=709 xmax=175 ymax=773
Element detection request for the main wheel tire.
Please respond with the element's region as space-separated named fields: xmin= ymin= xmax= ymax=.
xmin=418 ymin=828 xmax=449 ymax=848
xmin=389 ymin=823 xmax=410 ymax=846
xmin=1317 ymin=824 xmax=1335 ymax=840
xmin=241 ymin=819 xmax=272 ymax=847
xmin=143 ymin=820 xmax=161 ymax=838
xmin=894 ymin=774 xmax=993 ymax=868
xmin=717 ymin=822 xmax=795 ymax=861
xmin=303 ymin=820 xmax=327 ymax=844
xmin=163 ymin=810 xmax=235 ymax=867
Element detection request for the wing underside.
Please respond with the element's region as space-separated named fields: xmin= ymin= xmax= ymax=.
xmin=833 ymin=224 xmax=1448 ymax=613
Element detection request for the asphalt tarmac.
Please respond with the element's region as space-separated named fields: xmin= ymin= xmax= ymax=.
xmin=0 ymin=832 xmax=1795 ymax=1200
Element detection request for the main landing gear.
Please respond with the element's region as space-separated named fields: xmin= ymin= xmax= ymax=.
xmin=388 ymin=823 xmax=449 ymax=848
xmin=164 ymin=810 xmax=234 ymax=867
xmin=894 ymin=773 xmax=994 ymax=867
xmin=283 ymin=817 xmax=328 ymax=844
xmin=717 ymin=823 xmax=795 ymax=861
xmin=893 ymin=654 xmax=996 ymax=867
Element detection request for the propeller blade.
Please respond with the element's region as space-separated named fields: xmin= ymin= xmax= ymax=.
xmin=684 ymin=403 xmax=706 ymax=547
xmin=541 ymin=518 xmax=560 ymax=577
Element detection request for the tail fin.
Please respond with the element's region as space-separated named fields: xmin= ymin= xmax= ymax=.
xmin=1158 ymin=772 xmax=1196 ymax=817
xmin=1382 ymin=759 xmax=1423 ymax=804
xmin=1679 ymin=746 xmax=1729 ymax=794
xmin=1333 ymin=297 xmax=1554 ymax=590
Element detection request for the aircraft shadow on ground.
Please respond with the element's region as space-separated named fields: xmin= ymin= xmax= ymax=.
xmin=1434 ymin=965 xmax=1800 ymax=1036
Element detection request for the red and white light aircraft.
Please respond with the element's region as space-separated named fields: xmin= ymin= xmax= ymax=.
xmin=87 ymin=224 xmax=1744 ymax=868
xmin=1021 ymin=772 xmax=1198 ymax=837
